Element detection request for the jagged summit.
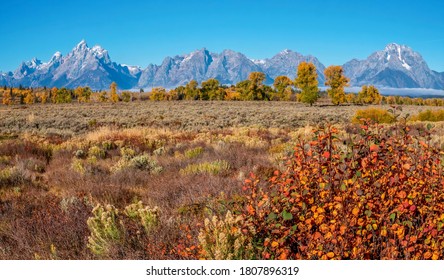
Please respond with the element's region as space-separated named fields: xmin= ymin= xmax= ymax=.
xmin=1 ymin=42 xmax=443 ymax=90
xmin=343 ymin=42 xmax=440 ymax=88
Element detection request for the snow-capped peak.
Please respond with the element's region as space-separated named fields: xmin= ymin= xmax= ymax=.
xmin=279 ymin=49 xmax=292 ymax=55
xmin=122 ymin=64 xmax=142 ymax=75
xmin=30 ymin=58 xmax=42 ymax=66
xmin=77 ymin=39 xmax=87 ymax=47
xmin=53 ymin=51 xmax=62 ymax=58
xmin=91 ymin=45 xmax=108 ymax=59
xmin=251 ymin=58 xmax=266 ymax=65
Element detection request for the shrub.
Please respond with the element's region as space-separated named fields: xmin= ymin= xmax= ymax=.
xmin=198 ymin=211 xmax=255 ymax=260
xmin=352 ymin=108 xmax=395 ymax=124
xmin=111 ymin=153 xmax=162 ymax=174
xmin=74 ymin=149 xmax=86 ymax=159
xmin=180 ymin=160 xmax=230 ymax=175
xmin=87 ymin=204 xmax=122 ymax=256
xmin=240 ymin=124 xmax=444 ymax=259
xmin=184 ymin=147 xmax=204 ymax=159
xmin=0 ymin=167 xmax=25 ymax=188
xmin=124 ymin=201 xmax=159 ymax=234
xmin=88 ymin=145 xmax=106 ymax=159
xmin=120 ymin=146 xmax=136 ymax=160
xmin=87 ymin=202 xmax=161 ymax=257
xmin=410 ymin=110 xmax=444 ymax=122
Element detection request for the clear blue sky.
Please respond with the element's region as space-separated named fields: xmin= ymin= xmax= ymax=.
xmin=1 ymin=0 xmax=443 ymax=72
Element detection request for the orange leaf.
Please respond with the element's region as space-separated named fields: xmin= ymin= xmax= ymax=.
xmin=327 ymin=252 xmax=335 ymax=258
xmin=340 ymin=225 xmax=347 ymax=235
xmin=402 ymin=163 xmax=411 ymax=170
xmin=246 ymin=205 xmax=255 ymax=215
xmin=352 ymin=207 xmax=360 ymax=216
xmin=322 ymin=151 xmax=330 ymax=159
xmin=271 ymin=241 xmax=279 ymax=248
xmin=278 ymin=252 xmax=288 ymax=260
xmin=398 ymin=191 xmax=407 ymax=199
xmin=424 ymin=252 xmax=432 ymax=259
xmin=313 ymin=232 xmax=322 ymax=240
xmin=370 ymin=144 xmax=379 ymax=152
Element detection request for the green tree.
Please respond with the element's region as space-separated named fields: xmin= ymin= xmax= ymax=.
xmin=324 ymin=65 xmax=349 ymax=105
xmin=200 ymin=78 xmax=225 ymax=100
xmin=235 ymin=80 xmax=250 ymax=100
xmin=75 ymin=86 xmax=92 ymax=103
xmin=121 ymin=91 xmax=132 ymax=102
xmin=295 ymin=62 xmax=319 ymax=106
xmin=184 ymin=80 xmax=200 ymax=100
xmin=55 ymin=88 xmax=72 ymax=103
xmin=174 ymin=86 xmax=186 ymax=100
xmin=247 ymin=72 xmax=266 ymax=100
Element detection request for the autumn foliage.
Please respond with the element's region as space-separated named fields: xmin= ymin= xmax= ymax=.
xmin=239 ymin=122 xmax=444 ymax=259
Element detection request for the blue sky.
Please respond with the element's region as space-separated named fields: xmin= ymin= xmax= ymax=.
xmin=1 ymin=0 xmax=443 ymax=72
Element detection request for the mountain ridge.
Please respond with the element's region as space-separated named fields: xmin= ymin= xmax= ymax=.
xmin=1 ymin=41 xmax=442 ymax=90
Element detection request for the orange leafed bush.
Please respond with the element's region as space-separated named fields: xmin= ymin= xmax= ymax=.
xmin=240 ymin=123 xmax=444 ymax=259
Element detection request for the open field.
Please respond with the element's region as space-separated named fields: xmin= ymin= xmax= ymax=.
xmin=1 ymin=101 xmax=444 ymax=260
xmin=0 ymin=101 xmax=438 ymax=136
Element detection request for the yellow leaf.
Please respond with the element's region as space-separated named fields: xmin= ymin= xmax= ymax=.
xmin=432 ymin=253 xmax=439 ymax=260
xmin=271 ymin=241 xmax=279 ymax=248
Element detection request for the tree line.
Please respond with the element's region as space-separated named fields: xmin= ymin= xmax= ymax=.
xmin=1 ymin=64 xmax=444 ymax=106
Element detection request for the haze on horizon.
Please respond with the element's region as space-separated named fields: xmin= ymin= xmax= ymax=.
xmin=1 ymin=0 xmax=443 ymax=72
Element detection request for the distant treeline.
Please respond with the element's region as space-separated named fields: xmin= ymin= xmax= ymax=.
xmin=1 ymin=64 xmax=444 ymax=106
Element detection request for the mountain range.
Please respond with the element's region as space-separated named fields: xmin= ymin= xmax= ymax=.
xmin=0 ymin=40 xmax=443 ymax=91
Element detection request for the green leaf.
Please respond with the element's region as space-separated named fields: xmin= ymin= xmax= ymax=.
xmin=282 ymin=210 xmax=293 ymax=221
xmin=267 ymin=212 xmax=277 ymax=221
xmin=365 ymin=210 xmax=372 ymax=217
xmin=389 ymin=213 xmax=396 ymax=222
xmin=403 ymin=221 xmax=413 ymax=228
xmin=427 ymin=123 xmax=433 ymax=130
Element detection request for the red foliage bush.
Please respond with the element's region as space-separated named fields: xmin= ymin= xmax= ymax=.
xmin=241 ymin=123 xmax=444 ymax=259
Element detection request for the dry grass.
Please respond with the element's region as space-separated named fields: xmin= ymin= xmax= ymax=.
xmin=1 ymin=101 xmax=444 ymax=259
xmin=1 ymin=101 xmax=435 ymax=137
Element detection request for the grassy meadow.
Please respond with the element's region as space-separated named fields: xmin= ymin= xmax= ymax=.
xmin=1 ymin=101 xmax=444 ymax=259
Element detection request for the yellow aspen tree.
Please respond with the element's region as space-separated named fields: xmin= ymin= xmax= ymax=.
xmin=324 ymin=65 xmax=349 ymax=105
xmin=273 ymin=75 xmax=293 ymax=101
xmin=295 ymin=62 xmax=319 ymax=106
xmin=110 ymin=82 xmax=119 ymax=103
xmin=51 ymin=87 xmax=58 ymax=103
xmin=24 ymin=90 xmax=35 ymax=104
xmin=2 ymin=88 xmax=12 ymax=105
